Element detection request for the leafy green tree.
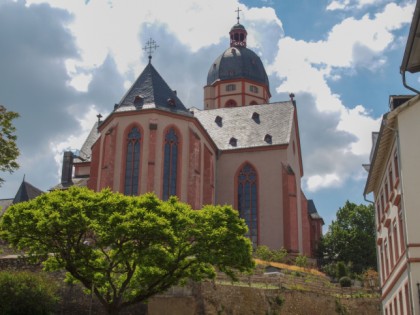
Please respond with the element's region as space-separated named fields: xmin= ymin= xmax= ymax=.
xmin=0 ymin=105 xmax=19 ymax=186
xmin=0 ymin=187 xmax=254 ymax=315
xmin=318 ymin=201 xmax=376 ymax=274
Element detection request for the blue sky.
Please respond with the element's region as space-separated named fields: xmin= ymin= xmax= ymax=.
xmin=0 ymin=0 xmax=416 ymax=230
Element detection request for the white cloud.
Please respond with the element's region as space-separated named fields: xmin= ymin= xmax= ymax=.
xmin=270 ymin=1 xmax=413 ymax=191
xmin=327 ymin=0 xmax=389 ymax=11
xmin=327 ymin=0 xmax=350 ymax=11
xmin=26 ymin=0 xmax=283 ymax=89
xmin=337 ymin=105 xmax=382 ymax=155
xmin=306 ymin=174 xmax=341 ymax=191
xmin=51 ymin=105 xmax=103 ymax=178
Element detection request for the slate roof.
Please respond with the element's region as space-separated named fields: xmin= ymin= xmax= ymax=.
xmin=50 ymin=178 xmax=89 ymax=191
xmin=193 ymin=102 xmax=294 ymax=151
xmin=115 ymin=62 xmax=189 ymax=114
xmin=307 ymin=199 xmax=324 ymax=223
xmin=12 ymin=180 xmax=43 ymax=204
xmin=0 ymin=199 xmax=13 ymax=216
xmin=230 ymin=23 xmax=246 ymax=31
xmin=207 ymin=46 xmax=270 ymax=90
xmin=74 ymin=122 xmax=100 ymax=163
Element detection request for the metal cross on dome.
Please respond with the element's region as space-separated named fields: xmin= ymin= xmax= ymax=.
xmin=143 ymin=38 xmax=159 ymax=63
xmin=235 ymin=7 xmax=242 ymax=23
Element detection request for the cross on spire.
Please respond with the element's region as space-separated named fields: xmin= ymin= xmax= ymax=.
xmin=235 ymin=7 xmax=241 ymax=24
xmin=143 ymin=38 xmax=159 ymax=63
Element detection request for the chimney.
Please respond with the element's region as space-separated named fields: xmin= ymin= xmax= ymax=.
xmin=61 ymin=151 xmax=74 ymax=186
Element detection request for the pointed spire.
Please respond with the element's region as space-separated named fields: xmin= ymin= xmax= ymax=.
xmin=143 ymin=38 xmax=159 ymax=63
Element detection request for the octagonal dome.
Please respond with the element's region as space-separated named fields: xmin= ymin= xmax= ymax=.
xmin=206 ymin=46 xmax=269 ymax=89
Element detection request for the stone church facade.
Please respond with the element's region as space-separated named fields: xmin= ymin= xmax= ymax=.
xmin=60 ymin=20 xmax=323 ymax=256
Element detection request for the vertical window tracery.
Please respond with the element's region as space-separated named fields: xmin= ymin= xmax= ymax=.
xmin=124 ymin=127 xmax=141 ymax=195
xmin=163 ymin=128 xmax=179 ymax=200
xmin=238 ymin=163 xmax=258 ymax=246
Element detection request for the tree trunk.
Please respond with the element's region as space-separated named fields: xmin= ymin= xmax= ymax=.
xmin=106 ymin=304 xmax=121 ymax=315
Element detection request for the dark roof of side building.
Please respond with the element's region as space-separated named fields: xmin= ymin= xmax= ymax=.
xmin=207 ymin=46 xmax=270 ymax=90
xmin=193 ymin=102 xmax=294 ymax=150
xmin=115 ymin=62 xmax=189 ymax=114
xmin=0 ymin=180 xmax=43 ymax=216
xmin=307 ymin=199 xmax=324 ymax=223
xmin=0 ymin=199 xmax=13 ymax=216
xmin=13 ymin=180 xmax=44 ymax=204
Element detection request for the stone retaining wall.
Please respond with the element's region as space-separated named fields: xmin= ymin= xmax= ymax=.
xmin=0 ymin=255 xmax=380 ymax=315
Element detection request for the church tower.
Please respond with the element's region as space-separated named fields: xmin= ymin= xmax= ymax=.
xmin=204 ymin=14 xmax=271 ymax=109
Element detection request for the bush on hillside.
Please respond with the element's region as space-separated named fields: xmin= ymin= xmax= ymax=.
xmin=339 ymin=276 xmax=352 ymax=287
xmin=255 ymin=245 xmax=273 ymax=261
xmin=0 ymin=271 xmax=59 ymax=315
xmin=272 ymin=248 xmax=288 ymax=263
xmin=295 ymin=255 xmax=308 ymax=268
xmin=254 ymin=246 xmax=288 ymax=263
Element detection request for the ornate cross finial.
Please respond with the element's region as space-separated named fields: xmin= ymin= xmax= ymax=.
xmin=235 ymin=7 xmax=242 ymax=24
xmin=143 ymin=38 xmax=159 ymax=63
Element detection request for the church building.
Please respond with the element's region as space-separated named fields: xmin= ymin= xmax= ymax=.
xmin=60 ymin=18 xmax=323 ymax=256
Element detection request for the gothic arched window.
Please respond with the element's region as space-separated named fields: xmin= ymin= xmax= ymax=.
xmin=124 ymin=126 xmax=141 ymax=195
xmin=163 ymin=128 xmax=179 ymax=200
xmin=237 ymin=163 xmax=258 ymax=246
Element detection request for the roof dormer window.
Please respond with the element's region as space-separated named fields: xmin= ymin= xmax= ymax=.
xmin=252 ymin=112 xmax=260 ymax=123
xmin=229 ymin=137 xmax=237 ymax=147
xmin=167 ymin=98 xmax=176 ymax=106
xmin=215 ymin=115 xmax=223 ymax=126
xmin=264 ymin=134 xmax=272 ymax=144
xmin=134 ymin=95 xmax=144 ymax=106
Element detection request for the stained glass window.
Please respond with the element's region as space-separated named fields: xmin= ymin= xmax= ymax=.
xmin=124 ymin=127 xmax=141 ymax=195
xmin=163 ymin=128 xmax=179 ymax=200
xmin=238 ymin=163 xmax=258 ymax=246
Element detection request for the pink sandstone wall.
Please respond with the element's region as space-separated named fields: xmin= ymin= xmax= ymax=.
xmin=90 ymin=110 xmax=217 ymax=209
xmin=301 ymin=192 xmax=311 ymax=257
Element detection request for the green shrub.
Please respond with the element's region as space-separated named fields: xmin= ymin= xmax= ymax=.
xmin=0 ymin=271 xmax=59 ymax=315
xmin=272 ymin=248 xmax=288 ymax=263
xmin=339 ymin=276 xmax=352 ymax=287
xmin=295 ymin=255 xmax=308 ymax=268
xmin=255 ymin=245 xmax=274 ymax=261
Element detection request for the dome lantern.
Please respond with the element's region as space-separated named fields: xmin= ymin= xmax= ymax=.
xmin=230 ymin=8 xmax=247 ymax=47
xmin=203 ymin=9 xmax=271 ymax=109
